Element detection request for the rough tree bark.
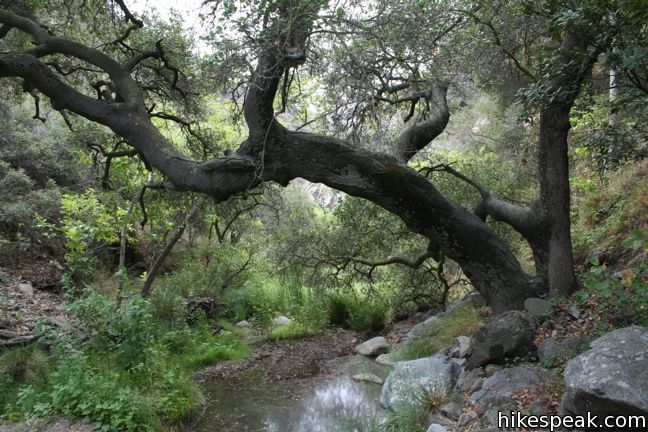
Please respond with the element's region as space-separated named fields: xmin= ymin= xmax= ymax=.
xmin=0 ymin=4 xmax=605 ymax=311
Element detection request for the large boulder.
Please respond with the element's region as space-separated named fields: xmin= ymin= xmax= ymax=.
xmin=380 ymin=355 xmax=461 ymax=410
xmin=538 ymin=335 xmax=587 ymax=366
xmin=471 ymin=366 xmax=553 ymax=414
xmin=561 ymin=326 xmax=648 ymax=417
xmin=354 ymin=336 xmax=389 ymax=356
xmin=466 ymin=311 xmax=537 ymax=370
xmin=524 ymin=297 xmax=552 ymax=318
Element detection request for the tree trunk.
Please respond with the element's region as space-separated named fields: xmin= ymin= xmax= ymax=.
xmin=538 ymin=102 xmax=577 ymax=297
xmin=140 ymin=199 xmax=203 ymax=298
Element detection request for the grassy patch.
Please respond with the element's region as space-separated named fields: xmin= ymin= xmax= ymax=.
xmin=268 ymin=322 xmax=320 ymax=340
xmin=394 ymin=303 xmax=484 ymax=361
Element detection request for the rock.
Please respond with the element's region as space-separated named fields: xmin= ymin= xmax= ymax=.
xmin=524 ymin=297 xmax=552 ymax=318
xmin=375 ymin=353 xmax=394 ymax=366
xmin=458 ymin=411 xmax=478 ymax=426
xmin=450 ymin=335 xmax=471 ymax=358
xmin=440 ymin=400 xmax=463 ymax=420
xmin=456 ymin=367 xmax=484 ymax=394
xmin=403 ymin=315 xmax=443 ymax=341
xmin=235 ymin=320 xmax=252 ymax=328
xmin=426 ymin=414 xmax=454 ymax=429
xmin=471 ymin=366 xmax=552 ymax=414
xmin=272 ymin=316 xmax=292 ymax=327
xmin=354 ymin=336 xmax=389 ymax=356
xmin=568 ymin=305 xmax=582 ymax=319
xmin=352 ymin=373 xmax=384 ymax=385
xmin=466 ymin=311 xmax=537 ymax=370
xmin=426 ymin=424 xmax=448 ymax=432
xmin=483 ymin=364 xmax=503 ymax=376
xmin=538 ymin=335 xmax=587 ymax=366
xmin=380 ymin=355 xmax=461 ymax=410
xmin=17 ymin=283 xmax=34 ymax=297
xmin=561 ymin=326 xmax=648 ymax=417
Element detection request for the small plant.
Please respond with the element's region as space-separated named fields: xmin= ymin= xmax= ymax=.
xmin=577 ymin=229 xmax=648 ymax=326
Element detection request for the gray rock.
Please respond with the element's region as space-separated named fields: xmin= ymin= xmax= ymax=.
xmin=538 ymin=335 xmax=587 ymax=366
xmin=235 ymin=320 xmax=252 ymax=328
xmin=568 ymin=305 xmax=582 ymax=319
xmin=471 ymin=366 xmax=552 ymax=414
xmin=457 ymin=411 xmax=478 ymax=426
xmin=426 ymin=414 xmax=455 ymax=429
xmin=524 ymin=297 xmax=552 ymax=318
xmin=354 ymin=336 xmax=389 ymax=356
xmin=17 ymin=283 xmax=34 ymax=297
xmin=380 ymin=355 xmax=460 ymax=410
xmin=483 ymin=364 xmax=503 ymax=377
xmin=352 ymin=373 xmax=384 ymax=385
xmin=456 ymin=367 xmax=484 ymax=394
xmin=561 ymin=326 xmax=648 ymax=417
xmin=440 ymin=400 xmax=463 ymax=420
xmin=426 ymin=424 xmax=448 ymax=432
xmin=403 ymin=315 xmax=443 ymax=341
xmin=375 ymin=353 xmax=394 ymax=366
xmin=450 ymin=335 xmax=471 ymax=358
xmin=466 ymin=311 xmax=537 ymax=370
xmin=272 ymin=316 xmax=292 ymax=327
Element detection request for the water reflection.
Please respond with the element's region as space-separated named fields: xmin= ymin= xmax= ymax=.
xmin=194 ymin=356 xmax=386 ymax=432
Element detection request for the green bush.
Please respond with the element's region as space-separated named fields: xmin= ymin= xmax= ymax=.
xmin=16 ymin=355 xmax=154 ymax=432
xmin=150 ymin=288 xmax=187 ymax=324
xmin=328 ymin=292 xmax=390 ymax=332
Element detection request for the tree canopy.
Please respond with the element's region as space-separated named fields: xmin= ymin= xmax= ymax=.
xmin=1 ymin=0 xmax=647 ymax=311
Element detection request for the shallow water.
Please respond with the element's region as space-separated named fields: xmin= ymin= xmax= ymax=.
xmin=193 ymin=355 xmax=388 ymax=432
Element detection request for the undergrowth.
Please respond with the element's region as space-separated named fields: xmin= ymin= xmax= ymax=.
xmin=0 ymin=289 xmax=250 ymax=431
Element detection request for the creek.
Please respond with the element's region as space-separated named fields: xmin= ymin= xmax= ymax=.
xmin=193 ymin=354 xmax=389 ymax=432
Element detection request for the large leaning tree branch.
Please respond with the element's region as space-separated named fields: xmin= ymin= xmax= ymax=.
xmin=0 ymin=4 xmax=539 ymax=312
xmin=420 ymin=163 xmax=542 ymax=238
